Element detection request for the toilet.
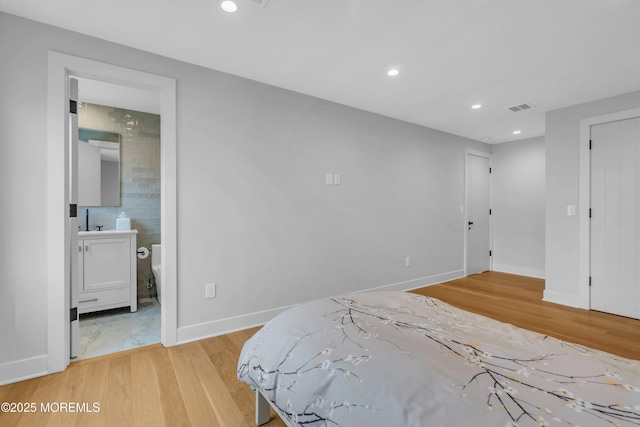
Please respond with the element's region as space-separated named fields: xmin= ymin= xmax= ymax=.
xmin=151 ymin=244 xmax=162 ymax=304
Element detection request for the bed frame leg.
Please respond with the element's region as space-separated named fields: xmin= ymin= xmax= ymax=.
xmin=256 ymin=390 xmax=270 ymax=426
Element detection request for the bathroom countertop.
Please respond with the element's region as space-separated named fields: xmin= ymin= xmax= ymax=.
xmin=79 ymin=229 xmax=138 ymax=238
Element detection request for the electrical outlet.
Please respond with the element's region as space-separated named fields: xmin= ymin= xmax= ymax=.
xmin=205 ymin=283 xmax=216 ymax=299
xmin=405 ymin=256 xmax=411 ymax=267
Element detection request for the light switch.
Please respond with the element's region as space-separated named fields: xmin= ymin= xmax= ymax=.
xmin=567 ymin=204 xmax=576 ymax=216
xmin=334 ymin=174 xmax=341 ymax=185
xmin=326 ymin=173 xmax=333 ymax=185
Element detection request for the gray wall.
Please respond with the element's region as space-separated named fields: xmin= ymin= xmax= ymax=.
xmin=78 ymin=103 xmax=161 ymax=299
xmin=545 ymin=90 xmax=640 ymax=305
xmin=172 ymin=59 xmax=491 ymax=332
xmin=0 ymin=11 xmax=489 ymax=380
xmin=492 ymin=136 xmax=545 ymax=278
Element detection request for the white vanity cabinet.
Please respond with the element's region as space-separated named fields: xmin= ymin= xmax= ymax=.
xmin=77 ymin=230 xmax=138 ymax=314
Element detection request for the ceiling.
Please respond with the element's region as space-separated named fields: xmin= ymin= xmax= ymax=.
xmin=2 ymin=0 xmax=639 ymax=143
xmin=78 ymin=78 xmax=161 ymax=115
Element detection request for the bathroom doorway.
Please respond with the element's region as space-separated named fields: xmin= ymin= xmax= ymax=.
xmin=46 ymin=52 xmax=177 ymax=374
xmin=75 ymin=80 xmax=162 ymax=359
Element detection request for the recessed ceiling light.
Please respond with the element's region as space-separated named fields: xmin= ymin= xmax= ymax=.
xmin=387 ymin=69 xmax=399 ymax=77
xmin=513 ymin=130 xmax=521 ymax=135
xmin=221 ymin=0 xmax=238 ymax=12
xmin=471 ymin=104 xmax=482 ymax=109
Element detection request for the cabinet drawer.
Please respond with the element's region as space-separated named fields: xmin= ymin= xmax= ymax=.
xmin=78 ymin=287 xmax=130 ymax=314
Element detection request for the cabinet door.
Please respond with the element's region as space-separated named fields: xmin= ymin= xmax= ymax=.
xmin=83 ymin=238 xmax=131 ymax=292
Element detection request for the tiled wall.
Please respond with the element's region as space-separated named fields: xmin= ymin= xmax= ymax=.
xmin=78 ymin=103 xmax=161 ymax=299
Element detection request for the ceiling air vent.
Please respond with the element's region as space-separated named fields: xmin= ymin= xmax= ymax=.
xmin=508 ymin=103 xmax=533 ymax=112
xmin=251 ymin=0 xmax=270 ymax=7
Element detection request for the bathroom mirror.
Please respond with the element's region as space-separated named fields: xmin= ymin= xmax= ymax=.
xmin=78 ymin=128 xmax=121 ymax=206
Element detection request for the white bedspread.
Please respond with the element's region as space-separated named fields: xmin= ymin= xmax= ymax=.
xmin=237 ymin=291 xmax=640 ymax=426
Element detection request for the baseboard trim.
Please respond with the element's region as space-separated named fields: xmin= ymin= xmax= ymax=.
xmin=543 ymin=290 xmax=581 ymax=308
xmin=176 ymin=269 xmax=465 ymax=345
xmin=0 ymin=355 xmax=48 ymax=386
xmin=176 ymin=303 xmax=299 ymax=345
xmin=492 ymin=264 xmax=545 ymax=279
xmin=352 ymin=269 xmax=466 ymax=294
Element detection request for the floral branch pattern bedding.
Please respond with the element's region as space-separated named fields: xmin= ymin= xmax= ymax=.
xmin=237 ymin=291 xmax=640 ymax=427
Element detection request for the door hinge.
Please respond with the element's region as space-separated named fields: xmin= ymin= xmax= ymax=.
xmin=589 ymin=276 xmax=592 ymax=287
xmin=589 ymin=208 xmax=592 ymax=218
xmin=70 ymin=307 xmax=78 ymax=322
xmin=489 ymin=208 xmax=492 ymax=215
xmin=70 ymin=203 xmax=77 ymax=218
xmin=589 ymin=139 xmax=592 ymax=150
xmin=489 ymin=167 xmax=492 ymax=174
xmin=70 ymin=99 xmax=77 ymax=115
xmin=489 ymin=250 xmax=492 ymax=257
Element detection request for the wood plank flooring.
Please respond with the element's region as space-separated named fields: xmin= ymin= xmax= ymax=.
xmin=1 ymin=271 xmax=639 ymax=426
xmin=410 ymin=271 xmax=640 ymax=360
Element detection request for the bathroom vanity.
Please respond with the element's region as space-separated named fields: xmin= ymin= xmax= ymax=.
xmin=77 ymin=230 xmax=138 ymax=314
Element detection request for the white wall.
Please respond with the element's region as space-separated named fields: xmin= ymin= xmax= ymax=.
xmin=545 ymin=90 xmax=640 ymax=307
xmin=492 ymin=136 xmax=545 ymax=278
xmin=0 ymin=14 xmax=51 ymax=382
xmin=0 ymin=12 xmax=490 ymax=383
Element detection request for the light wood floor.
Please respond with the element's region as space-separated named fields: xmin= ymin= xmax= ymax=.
xmin=411 ymin=271 xmax=640 ymax=360
xmin=1 ymin=272 xmax=639 ymax=426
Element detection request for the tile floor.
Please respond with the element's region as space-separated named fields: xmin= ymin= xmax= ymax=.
xmin=77 ymin=297 xmax=161 ymax=360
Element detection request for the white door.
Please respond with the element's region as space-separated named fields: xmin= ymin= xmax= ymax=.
xmin=467 ymin=153 xmax=491 ymax=275
xmin=590 ymin=117 xmax=640 ymax=320
xmin=69 ymin=77 xmax=80 ymax=358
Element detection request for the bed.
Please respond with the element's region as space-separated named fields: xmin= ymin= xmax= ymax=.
xmin=237 ymin=291 xmax=640 ymax=426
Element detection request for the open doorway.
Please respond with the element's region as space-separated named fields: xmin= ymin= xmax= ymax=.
xmin=46 ymin=52 xmax=177 ymax=374
xmin=75 ymin=78 xmax=162 ymax=359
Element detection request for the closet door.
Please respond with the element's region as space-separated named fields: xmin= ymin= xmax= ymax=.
xmin=467 ymin=153 xmax=491 ymax=275
xmin=590 ymin=116 xmax=640 ymax=320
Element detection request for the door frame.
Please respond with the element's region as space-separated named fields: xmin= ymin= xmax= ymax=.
xmin=578 ymin=107 xmax=640 ymax=310
xmin=46 ymin=51 xmax=177 ymax=373
xmin=464 ymin=149 xmax=492 ymax=276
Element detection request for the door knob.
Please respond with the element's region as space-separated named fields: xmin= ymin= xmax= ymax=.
xmin=468 ymin=221 xmax=474 ymax=230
